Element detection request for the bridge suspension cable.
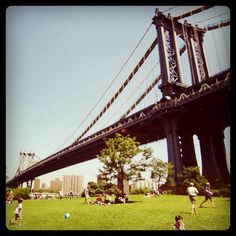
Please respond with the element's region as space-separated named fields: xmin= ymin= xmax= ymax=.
xmin=203 ymin=19 xmax=230 ymax=31
xmin=57 ymin=5 xmax=227 ymax=149
xmin=54 ymin=22 xmax=154 ymax=151
xmin=15 ymin=152 xmax=41 ymax=177
xmin=102 ymin=60 xmax=160 ymax=127
xmin=195 ymin=11 xmax=230 ymax=24
xmin=74 ymin=38 xmax=158 ymax=142
xmin=123 ymin=75 xmax=161 ymax=118
xmin=162 ymin=6 xmax=177 ymax=13
xmin=174 ymin=6 xmax=214 ymax=20
xmin=120 ymin=43 xmax=187 ymax=118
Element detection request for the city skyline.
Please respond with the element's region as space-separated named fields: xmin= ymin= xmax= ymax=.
xmin=6 ymin=6 xmax=230 ymax=187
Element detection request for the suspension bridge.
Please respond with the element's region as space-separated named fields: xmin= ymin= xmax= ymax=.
xmin=6 ymin=6 xmax=230 ymax=188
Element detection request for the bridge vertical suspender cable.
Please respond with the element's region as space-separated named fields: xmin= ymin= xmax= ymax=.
xmin=121 ymin=43 xmax=187 ymax=118
xmin=102 ymin=61 xmax=160 ymax=126
xmin=54 ymin=23 xmax=154 ymax=152
xmin=54 ymin=6 xmax=178 ymax=151
xmin=74 ymin=38 xmax=158 ymax=142
xmin=57 ymin=5 xmax=214 ymax=149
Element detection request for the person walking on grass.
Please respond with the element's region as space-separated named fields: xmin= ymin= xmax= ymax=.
xmin=186 ymin=182 xmax=199 ymax=214
xmin=9 ymin=197 xmax=23 ymax=226
xmin=84 ymin=186 xmax=91 ymax=204
xmin=200 ymin=182 xmax=215 ymax=208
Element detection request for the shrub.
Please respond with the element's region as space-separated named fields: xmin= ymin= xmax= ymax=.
xmin=95 ymin=188 xmax=103 ymax=195
xmin=219 ymin=188 xmax=230 ymax=197
xmin=130 ymin=187 xmax=150 ymax=195
xmin=212 ymin=189 xmax=221 ymax=197
xmin=164 ymin=190 xmax=172 ymax=194
xmin=12 ymin=187 xmax=31 ymax=200
xmin=105 ymin=185 xmax=121 ymax=195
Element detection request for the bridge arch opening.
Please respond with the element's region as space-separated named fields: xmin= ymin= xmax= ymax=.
xmin=193 ymin=134 xmax=202 ymax=175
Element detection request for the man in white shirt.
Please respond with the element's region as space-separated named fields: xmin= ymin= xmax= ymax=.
xmin=186 ymin=182 xmax=199 ymax=214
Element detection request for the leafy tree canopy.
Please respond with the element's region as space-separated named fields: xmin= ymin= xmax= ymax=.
xmin=97 ymin=133 xmax=153 ymax=194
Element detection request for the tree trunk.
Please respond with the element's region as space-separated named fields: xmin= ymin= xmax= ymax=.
xmin=118 ymin=171 xmax=124 ymax=196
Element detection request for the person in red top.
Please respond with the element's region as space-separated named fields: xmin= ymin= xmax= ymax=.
xmin=200 ymin=182 xmax=215 ymax=208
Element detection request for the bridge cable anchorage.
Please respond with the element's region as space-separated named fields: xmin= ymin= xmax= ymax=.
xmin=74 ymin=37 xmax=158 ymax=142
xmin=174 ymin=6 xmax=215 ymax=20
xmin=54 ymin=22 xmax=154 ymax=151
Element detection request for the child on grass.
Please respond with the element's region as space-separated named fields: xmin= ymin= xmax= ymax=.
xmin=9 ymin=197 xmax=23 ymax=226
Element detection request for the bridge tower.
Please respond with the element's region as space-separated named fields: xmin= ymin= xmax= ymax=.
xmin=14 ymin=152 xmax=40 ymax=187
xmin=152 ymin=9 xmax=229 ymax=187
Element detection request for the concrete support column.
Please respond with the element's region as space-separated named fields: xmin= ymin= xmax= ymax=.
xmin=198 ymin=132 xmax=220 ymax=186
xmin=197 ymin=127 xmax=229 ymax=187
xmin=180 ymin=131 xmax=198 ymax=168
xmin=210 ymin=129 xmax=230 ymax=184
xmin=164 ymin=116 xmax=182 ymax=182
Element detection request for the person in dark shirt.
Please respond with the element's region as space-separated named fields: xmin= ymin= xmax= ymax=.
xmin=200 ymin=182 xmax=215 ymax=208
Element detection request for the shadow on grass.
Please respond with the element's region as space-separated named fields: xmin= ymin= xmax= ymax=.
xmin=112 ymin=200 xmax=142 ymax=204
xmin=126 ymin=200 xmax=142 ymax=204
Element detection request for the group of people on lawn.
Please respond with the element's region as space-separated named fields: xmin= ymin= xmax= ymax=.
xmin=173 ymin=181 xmax=216 ymax=230
xmin=8 ymin=182 xmax=215 ymax=228
xmin=84 ymin=187 xmax=128 ymax=205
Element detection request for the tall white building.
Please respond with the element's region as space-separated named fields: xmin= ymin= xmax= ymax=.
xmin=62 ymin=175 xmax=84 ymax=196
xmin=131 ymin=179 xmax=155 ymax=191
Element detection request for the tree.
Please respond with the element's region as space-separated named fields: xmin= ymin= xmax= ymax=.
xmin=177 ymin=166 xmax=208 ymax=194
xmin=150 ymin=158 xmax=169 ymax=190
xmin=97 ymin=133 xmax=152 ymax=196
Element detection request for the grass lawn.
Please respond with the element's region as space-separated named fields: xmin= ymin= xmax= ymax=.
xmin=6 ymin=194 xmax=230 ymax=230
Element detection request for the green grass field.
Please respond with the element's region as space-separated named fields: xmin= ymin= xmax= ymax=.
xmin=6 ymin=194 xmax=230 ymax=230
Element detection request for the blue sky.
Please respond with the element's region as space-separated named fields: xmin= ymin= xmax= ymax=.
xmin=6 ymin=6 xmax=230 ymax=187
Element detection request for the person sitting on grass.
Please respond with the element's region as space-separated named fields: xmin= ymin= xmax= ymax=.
xmin=104 ymin=193 xmax=112 ymax=205
xmin=123 ymin=193 xmax=128 ymax=203
xmin=115 ymin=194 xmax=125 ymax=204
xmin=115 ymin=193 xmax=128 ymax=204
xmin=172 ymin=215 xmax=185 ymax=230
xmin=95 ymin=194 xmax=105 ymax=205
xmin=10 ymin=197 xmax=23 ymax=226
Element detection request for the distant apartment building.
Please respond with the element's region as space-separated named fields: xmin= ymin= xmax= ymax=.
xmin=62 ymin=175 xmax=84 ymax=196
xmin=50 ymin=178 xmax=62 ymax=191
xmin=130 ymin=179 xmax=155 ymax=191
xmin=33 ymin=178 xmax=40 ymax=191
